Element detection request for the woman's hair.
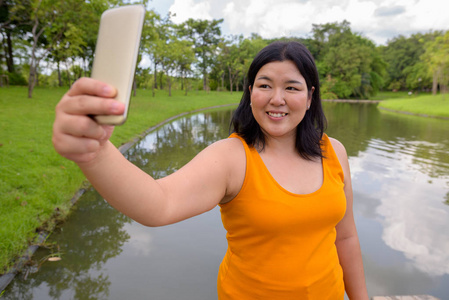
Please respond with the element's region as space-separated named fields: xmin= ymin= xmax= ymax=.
xmin=231 ymin=41 xmax=327 ymax=160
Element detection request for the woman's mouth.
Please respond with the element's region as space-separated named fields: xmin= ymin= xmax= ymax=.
xmin=267 ymin=112 xmax=287 ymax=118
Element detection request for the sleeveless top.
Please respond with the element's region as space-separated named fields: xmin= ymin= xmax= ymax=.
xmin=217 ymin=133 xmax=346 ymax=299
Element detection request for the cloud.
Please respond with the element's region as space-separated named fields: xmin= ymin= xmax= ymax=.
xmin=169 ymin=0 xmax=212 ymax=23
xmin=222 ymin=0 xmax=379 ymax=40
xmin=374 ymin=5 xmax=406 ymax=17
xmin=159 ymin=0 xmax=449 ymax=45
xmin=220 ymin=0 xmax=449 ymax=45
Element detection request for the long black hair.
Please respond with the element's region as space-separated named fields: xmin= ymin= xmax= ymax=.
xmin=231 ymin=41 xmax=327 ymax=160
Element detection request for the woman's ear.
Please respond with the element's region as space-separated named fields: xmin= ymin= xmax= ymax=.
xmin=308 ymin=86 xmax=315 ymax=108
xmin=249 ymin=85 xmax=252 ymax=94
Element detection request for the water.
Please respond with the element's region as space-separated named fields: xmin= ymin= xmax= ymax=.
xmin=4 ymin=103 xmax=449 ymax=299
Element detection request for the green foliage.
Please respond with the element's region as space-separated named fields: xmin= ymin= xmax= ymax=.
xmin=421 ymin=31 xmax=449 ymax=94
xmin=176 ymin=18 xmax=224 ymax=90
xmin=4 ymin=72 xmax=27 ymax=85
xmin=382 ymin=32 xmax=441 ymax=91
xmin=312 ymin=20 xmax=387 ymax=99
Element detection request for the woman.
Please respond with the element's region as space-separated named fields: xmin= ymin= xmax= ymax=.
xmin=53 ymin=41 xmax=369 ymax=299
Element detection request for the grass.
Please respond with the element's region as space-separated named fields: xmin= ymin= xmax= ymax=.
xmin=369 ymin=91 xmax=411 ymax=100
xmin=378 ymin=93 xmax=449 ymax=118
xmin=0 ymin=86 xmax=240 ymax=274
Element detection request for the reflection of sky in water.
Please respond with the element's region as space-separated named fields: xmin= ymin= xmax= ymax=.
xmin=351 ymin=138 xmax=449 ymax=278
xmin=139 ymin=114 xmax=220 ymax=152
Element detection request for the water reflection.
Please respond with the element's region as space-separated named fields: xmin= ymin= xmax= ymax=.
xmin=4 ymin=190 xmax=131 ymax=299
xmin=3 ymin=104 xmax=449 ymax=299
xmin=324 ymin=103 xmax=449 ymax=297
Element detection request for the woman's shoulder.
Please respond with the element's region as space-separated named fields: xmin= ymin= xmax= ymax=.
xmin=326 ymin=136 xmax=347 ymax=157
xmin=325 ymin=135 xmax=350 ymax=178
xmin=208 ymin=136 xmax=246 ymax=203
xmin=203 ymin=136 xmax=246 ymax=162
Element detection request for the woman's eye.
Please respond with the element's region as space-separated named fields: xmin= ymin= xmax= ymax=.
xmin=286 ymin=86 xmax=298 ymax=91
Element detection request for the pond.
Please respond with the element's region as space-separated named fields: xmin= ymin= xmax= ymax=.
xmin=3 ymin=103 xmax=449 ymax=299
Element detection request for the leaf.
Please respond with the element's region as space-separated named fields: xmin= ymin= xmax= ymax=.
xmin=47 ymin=257 xmax=61 ymax=262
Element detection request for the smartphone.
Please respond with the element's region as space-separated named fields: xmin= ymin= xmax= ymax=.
xmin=91 ymin=5 xmax=145 ymax=125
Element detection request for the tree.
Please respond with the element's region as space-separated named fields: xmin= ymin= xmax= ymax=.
xmin=50 ymin=0 xmax=108 ymax=86
xmin=160 ymin=38 xmax=194 ymax=96
xmin=25 ymin=0 xmax=76 ymax=97
xmin=141 ymin=9 xmax=167 ymax=97
xmin=312 ymin=20 xmax=386 ymax=99
xmin=177 ymin=18 xmax=223 ymax=91
xmin=219 ymin=35 xmax=243 ymax=94
xmin=233 ymin=34 xmax=267 ymax=90
xmin=381 ymin=32 xmax=439 ymax=91
xmin=0 ymin=0 xmax=33 ymax=74
xmin=421 ymin=31 xmax=449 ymax=94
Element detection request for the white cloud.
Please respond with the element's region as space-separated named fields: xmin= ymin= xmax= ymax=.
xmin=220 ymin=0 xmax=449 ymax=44
xmin=169 ymin=0 xmax=212 ymax=24
xmin=154 ymin=0 xmax=449 ymax=45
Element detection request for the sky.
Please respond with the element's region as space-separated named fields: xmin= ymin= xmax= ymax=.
xmin=147 ymin=0 xmax=449 ymax=46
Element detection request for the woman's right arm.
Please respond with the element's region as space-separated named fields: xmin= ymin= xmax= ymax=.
xmin=53 ymin=78 xmax=244 ymax=227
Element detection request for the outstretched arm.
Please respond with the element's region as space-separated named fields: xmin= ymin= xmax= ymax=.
xmin=53 ymin=78 xmax=244 ymax=227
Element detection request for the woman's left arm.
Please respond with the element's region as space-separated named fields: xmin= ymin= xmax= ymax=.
xmin=330 ymin=138 xmax=369 ymax=300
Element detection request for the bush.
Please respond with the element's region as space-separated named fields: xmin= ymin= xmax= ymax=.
xmin=209 ymin=79 xmax=219 ymax=91
xmin=322 ymin=91 xmax=338 ymax=100
xmin=6 ymin=72 xmax=28 ymax=86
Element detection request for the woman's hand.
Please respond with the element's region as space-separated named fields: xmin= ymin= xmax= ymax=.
xmin=52 ymin=77 xmax=125 ymax=164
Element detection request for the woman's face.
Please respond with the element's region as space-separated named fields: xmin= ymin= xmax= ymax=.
xmin=250 ymin=60 xmax=313 ymax=142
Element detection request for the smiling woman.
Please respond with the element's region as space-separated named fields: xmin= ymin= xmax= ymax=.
xmin=231 ymin=42 xmax=324 ymax=160
xmin=51 ymin=41 xmax=369 ymax=299
xmin=249 ymin=60 xmax=312 ymax=145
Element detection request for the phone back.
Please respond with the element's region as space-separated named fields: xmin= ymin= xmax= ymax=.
xmin=91 ymin=5 xmax=145 ymax=125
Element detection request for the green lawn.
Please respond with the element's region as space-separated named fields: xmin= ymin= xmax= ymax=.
xmin=369 ymin=91 xmax=411 ymax=100
xmin=378 ymin=93 xmax=449 ymax=118
xmin=0 ymin=86 xmax=240 ymax=273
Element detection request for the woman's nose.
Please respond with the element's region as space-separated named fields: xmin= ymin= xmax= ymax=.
xmin=270 ymin=88 xmax=286 ymax=106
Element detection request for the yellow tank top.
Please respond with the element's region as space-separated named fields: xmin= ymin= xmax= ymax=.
xmin=217 ymin=133 xmax=346 ymax=299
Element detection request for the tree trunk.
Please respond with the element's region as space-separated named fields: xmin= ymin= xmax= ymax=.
xmin=35 ymin=69 xmax=39 ymax=86
xmin=28 ymin=9 xmax=41 ymax=98
xmin=28 ymin=64 xmax=36 ymax=98
xmin=6 ymin=30 xmax=15 ymax=73
xmin=65 ymin=60 xmax=72 ymax=86
xmin=153 ymin=62 xmax=158 ymax=89
xmin=28 ymin=41 xmax=38 ymax=98
xmin=228 ymin=67 xmax=233 ymax=94
xmin=159 ymin=72 xmax=164 ymax=90
xmin=203 ymin=71 xmax=207 ymax=91
xmin=168 ymin=76 xmax=172 ymax=96
xmin=133 ymin=78 xmax=137 ymax=97
xmin=57 ymin=60 xmax=62 ymax=86
xmin=221 ymin=72 xmax=225 ymax=91
xmin=432 ymin=70 xmax=439 ymax=95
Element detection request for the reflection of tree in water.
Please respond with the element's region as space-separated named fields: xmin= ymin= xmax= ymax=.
xmin=127 ymin=110 xmax=234 ymax=178
xmin=323 ymin=102 xmax=449 ymax=179
xmin=444 ymin=192 xmax=449 ymax=206
xmin=4 ymin=189 xmax=131 ymax=300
